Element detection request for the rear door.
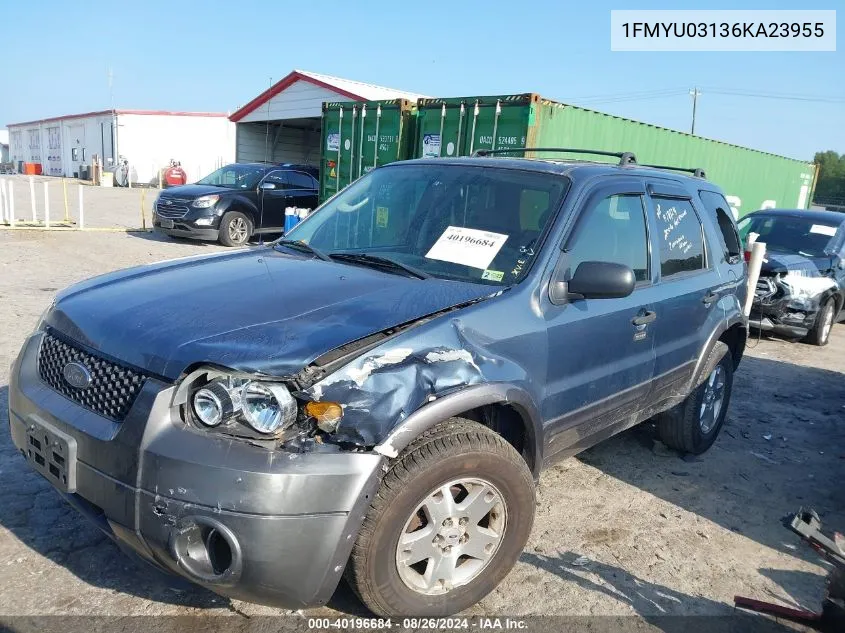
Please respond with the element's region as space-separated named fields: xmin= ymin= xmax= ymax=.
xmin=542 ymin=179 xmax=659 ymax=459
xmin=644 ymin=181 xmax=726 ymax=405
xmin=286 ymin=171 xmax=319 ymax=211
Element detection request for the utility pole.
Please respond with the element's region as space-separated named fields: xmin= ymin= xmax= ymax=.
xmin=689 ymin=87 xmax=701 ymax=135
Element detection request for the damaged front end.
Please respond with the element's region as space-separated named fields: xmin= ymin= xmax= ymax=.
xmin=751 ymin=265 xmax=837 ymax=338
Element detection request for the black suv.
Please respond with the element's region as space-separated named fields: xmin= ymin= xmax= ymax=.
xmin=10 ymin=150 xmax=748 ymax=616
xmin=153 ymin=162 xmax=319 ymax=246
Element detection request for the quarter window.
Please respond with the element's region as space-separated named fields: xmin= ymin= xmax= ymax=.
xmin=652 ymin=197 xmax=705 ymax=277
xmin=566 ymin=194 xmax=649 ymax=282
xmin=699 ymin=191 xmax=742 ymax=262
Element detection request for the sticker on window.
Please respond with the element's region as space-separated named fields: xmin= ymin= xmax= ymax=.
xmin=425 ymin=226 xmax=509 ymax=270
xmin=481 ymin=269 xmax=504 ymax=282
xmin=376 ymin=206 xmax=389 ymax=228
xmin=810 ymin=224 xmax=837 ymax=237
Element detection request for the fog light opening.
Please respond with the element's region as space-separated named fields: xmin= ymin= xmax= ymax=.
xmin=205 ymin=528 xmax=233 ymax=576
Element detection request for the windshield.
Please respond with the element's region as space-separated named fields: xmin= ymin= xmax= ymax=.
xmin=196 ymin=164 xmax=265 ymax=189
xmin=283 ymin=164 xmax=569 ymax=285
xmin=737 ymin=214 xmax=840 ymax=258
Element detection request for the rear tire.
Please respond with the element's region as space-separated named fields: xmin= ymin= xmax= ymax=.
xmin=806 ymin=297 xmax=835 ymax=346
xmin=657 ymin=341 xmax=733 ymax=455
xmin=218 ymin=211 xmax=252 ymax=247
xmin=346 ymin=418 xmax=535 ymax=617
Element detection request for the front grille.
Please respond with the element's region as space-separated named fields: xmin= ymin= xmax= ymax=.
xmin=755 ymin=276 xmax=779 ymax=302
xmin=156 ymin=200 xmax=191 ymax=219
xmin=37 ymin=331 xmax=148 ymax=421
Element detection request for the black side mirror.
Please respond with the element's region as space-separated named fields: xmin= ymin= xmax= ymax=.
xmin=554 ymin=261 xmax=636 ymax=302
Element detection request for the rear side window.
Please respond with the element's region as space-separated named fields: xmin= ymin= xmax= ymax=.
xmin=652 ymin=197 xmax=705 ymax=278
xmin=288 ymin=171 xmax=317 ymax=189
xmin=566 ymin=194 xmax=650 ymax=282
xmin=699 ymin=190 xmax=742 ymax=262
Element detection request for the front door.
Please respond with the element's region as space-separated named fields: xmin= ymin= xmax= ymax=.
xmin=257 ymin=170 xmax=290 ymax=232
xmin=542 ymin=180 xmax=660 ymax=460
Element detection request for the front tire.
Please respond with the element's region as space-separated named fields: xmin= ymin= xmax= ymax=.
xmin=657 ymin=341 xmax=734 ymax=454
xmin=347 ymin=418 xmax=535 ymax=617
xmin=218 ymin=211 xmax=252 ymax=247
xmin=806 ymin=297 xmax=835 ymax=346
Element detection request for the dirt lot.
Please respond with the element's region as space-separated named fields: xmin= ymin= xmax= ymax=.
xmin=0 ymin=196 xmax=843 ymax=627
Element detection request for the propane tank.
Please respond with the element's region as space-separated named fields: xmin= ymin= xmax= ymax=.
xmin=164 ymin=160 xmax=187 ymax=188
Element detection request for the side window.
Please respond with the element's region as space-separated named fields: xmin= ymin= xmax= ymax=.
xmin=262 ymin=171 xmax=288 ymax=189
xmin=699 ymin=190 xmax=742 ymax=262
xmin=288 ymin=171 xmax=317 ymax=190
xmin=566 ymin=194 xmax=649 ymax=282
xmin=652 ymin=197 xmax=705 ymax=278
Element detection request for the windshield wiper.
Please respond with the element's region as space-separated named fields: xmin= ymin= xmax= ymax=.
xmin=329 ymin=252 xmax=432 ymax=279
xmin=275 ymin=239 xmax=332 ymax=261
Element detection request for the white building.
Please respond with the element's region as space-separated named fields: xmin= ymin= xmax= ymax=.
xmin=0 ymin=129 xmax=8 ymax=163
xmin=229 ymin=69 xmax=424 ymax=165
xmin=6 ymin=110 xmax=235 ymax=184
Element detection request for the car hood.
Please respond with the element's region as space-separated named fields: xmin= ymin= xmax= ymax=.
xmin=45 ymin=248 xmax=495 ymax=380
xmin=159 ymin=184 xmax=232 ymax=198
xmin=760 ymin=249 xmax=831 ymax=276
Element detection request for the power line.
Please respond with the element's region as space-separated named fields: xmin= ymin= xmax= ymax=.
xmin=701 ymin=87 xmax=845 ymax=104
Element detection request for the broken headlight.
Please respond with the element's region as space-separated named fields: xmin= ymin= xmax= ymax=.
xmin=190 ymin=376 xmax=297 ymax=435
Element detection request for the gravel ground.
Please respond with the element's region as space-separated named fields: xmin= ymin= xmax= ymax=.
xmin=0 ymin=219 xmax=843 ymax=628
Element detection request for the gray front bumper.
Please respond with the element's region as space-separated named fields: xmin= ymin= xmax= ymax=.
xmin=8 ymin=333 xmax=384 ymax=608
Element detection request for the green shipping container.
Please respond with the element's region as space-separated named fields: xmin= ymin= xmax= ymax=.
xmin=414 ymin=94 xmax=817 ymax=218
xmin=319 ymin=99 xmax=417 ymax=203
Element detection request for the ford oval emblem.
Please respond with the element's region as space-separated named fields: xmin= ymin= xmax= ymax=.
xmin=63 ymin=362 xmax=92 ymax=390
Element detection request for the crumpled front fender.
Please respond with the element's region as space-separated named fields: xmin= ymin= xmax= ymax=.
xmin=301 ymin=316 xmax=536 ymax=449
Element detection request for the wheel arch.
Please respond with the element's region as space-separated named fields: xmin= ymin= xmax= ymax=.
xmin=373 ymin=383 xmax=543 ymax=479
xmin=687 ymin=317 xmax=747 ymax=393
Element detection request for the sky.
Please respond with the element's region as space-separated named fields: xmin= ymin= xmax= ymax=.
xmin=1 ymin=0 xmax=842 ymax=161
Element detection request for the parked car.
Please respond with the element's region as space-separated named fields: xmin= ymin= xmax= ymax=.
xmin=9 ymin=151 xmax=747 ymax=616
xmin=740 ymin=208 xmax=845 ymax=346
xmin=153 ymin=162 xmax=319 ymax=246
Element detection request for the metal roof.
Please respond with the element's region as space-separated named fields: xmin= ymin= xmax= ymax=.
xmin=6 ymin=110 xmax=229 ymax=128
xmin=229 ymin=69 xmax=426 ymax=122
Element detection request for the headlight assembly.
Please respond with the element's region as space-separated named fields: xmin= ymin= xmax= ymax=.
xmin=189 ymin=376 xmax=296 ymax=435
xmin=192 ymin=194 xmax=220 ymax=209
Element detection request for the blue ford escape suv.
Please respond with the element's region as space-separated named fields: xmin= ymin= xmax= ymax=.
xmin=9 ymin=149 xmax=747 ymax=616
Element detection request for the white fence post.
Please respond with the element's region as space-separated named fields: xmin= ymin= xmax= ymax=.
xmin=0 ymin=179 xmax=6 ymax=224
xmin=9 ymin=182 xmax=15 ymax=227
xmin=43 ymin=182 xmax=50 ymax=228
xmin=78 ymin=185 xmax=84 ymax=229
xmin=29 ymin=176 xmax=37 ymax=222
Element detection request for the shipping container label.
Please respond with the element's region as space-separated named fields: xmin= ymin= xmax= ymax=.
xmin=422 ymin=134 xmax=441 ymax=158
xmin=425 ymin=226 xmax=509 ymax=270
xmin=327 ymin=133 xmax=340 ymax=152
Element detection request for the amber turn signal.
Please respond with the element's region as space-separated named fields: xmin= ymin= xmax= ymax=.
xmin=304 ymin=401 xmax=343 ymax=432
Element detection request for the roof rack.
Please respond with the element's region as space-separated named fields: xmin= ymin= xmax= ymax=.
xmin=639 ymin=163 xmax=707 ymax=178
xmin=472 ymin=147 xmax=638 ymax=166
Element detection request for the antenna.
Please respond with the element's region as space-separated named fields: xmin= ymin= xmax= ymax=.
xmin=259 ymin=76 xmax=272 ymax=245
xmin=107 ymin=66 xmax=114 ymax=111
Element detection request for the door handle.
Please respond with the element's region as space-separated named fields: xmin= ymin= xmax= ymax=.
xmin=702 ymin=292 xmax=719 ymax=305
xmin=632 ymin=310 xmax=657 ymax=326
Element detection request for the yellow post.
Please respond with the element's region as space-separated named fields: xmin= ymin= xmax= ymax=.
xmin=62 ymin=178 xmax=70 ymax=222
xmin=140 ymin=188 xmax=146 ymax=230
